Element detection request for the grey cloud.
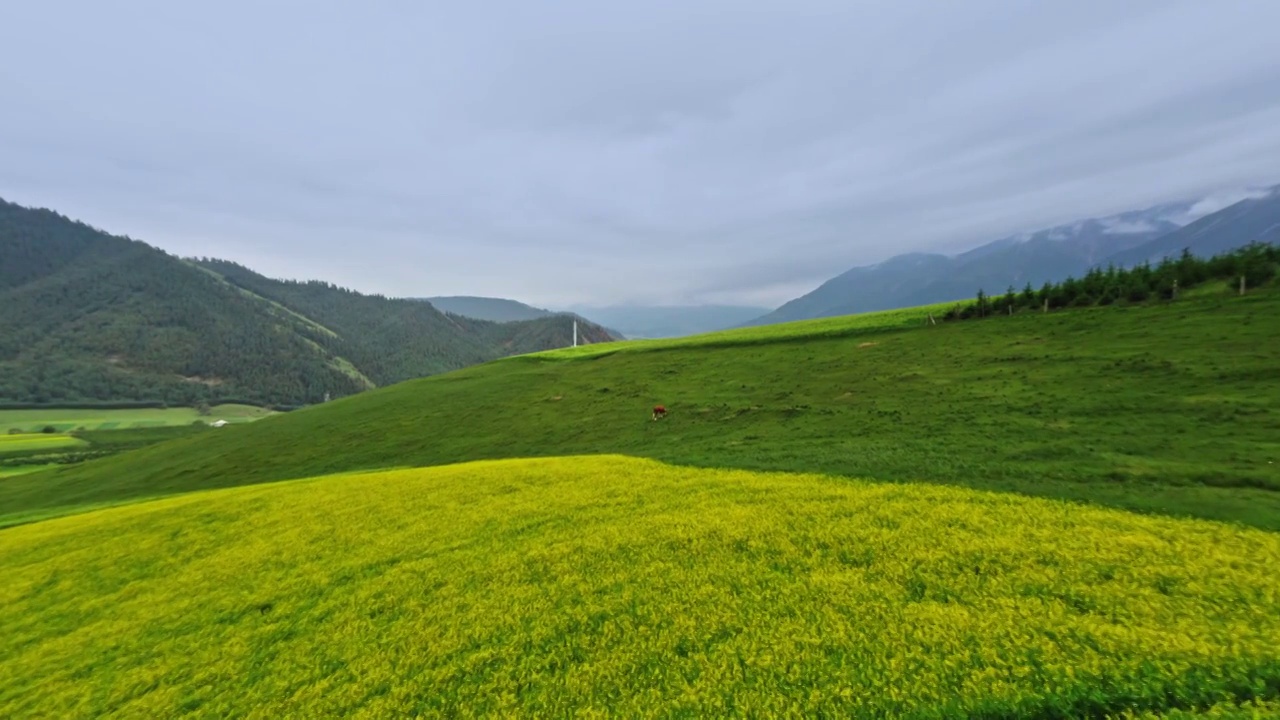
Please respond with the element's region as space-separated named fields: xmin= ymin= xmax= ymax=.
xmin=1174 ymin=187 xmax=1279 ymax=225
xmin=1103 ymin=221 xmax=1161 ymax=235
xmin=3 ymin=0 xmax=1280 ymax=307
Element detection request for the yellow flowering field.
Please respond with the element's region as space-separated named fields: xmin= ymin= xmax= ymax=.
xmin=3 ymin=455 xmax=1279 ymax=718
xmin=1125 ymin=698 xmax=1280 ymax=718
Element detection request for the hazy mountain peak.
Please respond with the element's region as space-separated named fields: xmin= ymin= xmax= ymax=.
xmin=745 ymin=184 xmax=1277 ymax=328
xmin=421 ymin=296 xmax=556 ymax=323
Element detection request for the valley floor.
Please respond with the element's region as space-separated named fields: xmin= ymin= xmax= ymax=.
xmin=0 ymin=404 xmax=273 ymax=433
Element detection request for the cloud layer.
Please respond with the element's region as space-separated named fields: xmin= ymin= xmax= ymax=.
xmin=3 ymin=0 xmax=1280 ymax=307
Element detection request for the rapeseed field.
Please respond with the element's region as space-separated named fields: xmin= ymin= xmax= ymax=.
xmin=4 ymin=456 xmax=1279 ymax=718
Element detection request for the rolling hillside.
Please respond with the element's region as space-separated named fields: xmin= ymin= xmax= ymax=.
xmin=0 ymin=198 xmax=615 ymax=406
xmin=8 ymin=286 xmax=1279 ymax=531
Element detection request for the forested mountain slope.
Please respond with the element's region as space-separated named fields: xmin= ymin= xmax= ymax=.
xmin=196 ymin=259 xmax=616 ymax=385
xmin=0 ymin=198 xmax=614 ymax=406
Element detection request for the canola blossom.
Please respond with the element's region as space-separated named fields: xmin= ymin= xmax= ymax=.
xmin=3 ymin=455 xmax=1279 ymax=718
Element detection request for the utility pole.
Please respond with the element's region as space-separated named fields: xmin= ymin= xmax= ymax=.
xmin=573 ymin=319 xmax=578 ymax=347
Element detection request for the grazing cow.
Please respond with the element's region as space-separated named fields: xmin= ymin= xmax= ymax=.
xmin=652 ymin=405 xmax=667 ymax=421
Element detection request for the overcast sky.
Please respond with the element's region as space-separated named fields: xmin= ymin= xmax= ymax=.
xmin=3 ymin=1 xmax=1280 ymax=308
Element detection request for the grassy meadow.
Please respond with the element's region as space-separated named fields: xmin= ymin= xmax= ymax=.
xmin=4 ymin=456 xmax=1280 ymax=718
xmin=0 ymin=403 xmax=273 ymax=434
xmin=7 ymin=288 xmax=1278 ymax=529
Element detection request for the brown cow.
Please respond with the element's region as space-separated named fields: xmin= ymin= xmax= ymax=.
xmin=652 ymin=405 xmax=667 ymax=421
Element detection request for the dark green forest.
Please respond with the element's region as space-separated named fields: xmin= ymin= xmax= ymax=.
xmin=0 ymin=198 xmax=615 ymax=406
xmin=945 ymin=243 xmax=1279 ymax=320
xmin=195 ymin=258 xmax=615 ymax=386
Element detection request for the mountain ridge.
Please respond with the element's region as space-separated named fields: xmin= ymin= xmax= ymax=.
xmin=0 ymin=197 xmax=615 ymax=406
xmin=1102 ymin=186 xmax=1280 ymax=268
xmin=745 ymin=189 xmax=1279 ymax=326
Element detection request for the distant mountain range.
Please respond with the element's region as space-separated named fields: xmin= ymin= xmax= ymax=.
xmin=1105 ymin=189 xmax=1280 ymax=268
xmin=561 ymin=305 xmax=773 ymax=339
xmin=422 ymin=296 xmax=556 ymax=323
xmin=8 ymin=179 xmax=1277 ymax=407
xmin=0 ymin=198 xmax=616 ymax=406
xmin=745 ymin=186 xmax=1280 ymax=327
xmin=420 ymin=296 xmax=630 ymax=339
xmin=421 ymin=297 xmax=770 ymax=340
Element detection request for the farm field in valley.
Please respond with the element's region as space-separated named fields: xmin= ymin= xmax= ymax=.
xmin=0 ymin=404 xmax=274 ymax=434
xmin=4 ymin=456 xmax=1280 ymax=718
xmin=0 ymin=433 xmax=88 ymax=454
xmin=0 ymin=435 xmax=86 ymax=480
xmin=0 ymin=407 xmax=275 ymax=488
xmin=7 ymin=288 xmax=1278 ymax=530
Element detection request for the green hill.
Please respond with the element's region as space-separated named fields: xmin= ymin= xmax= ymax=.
xmin=0 ymin=198 xmax=615 ymax=407
xmin=5 ymin=456 xmax=1280 ymax=718
xmin=7 ymin=288 xmax=1279 ymax=530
